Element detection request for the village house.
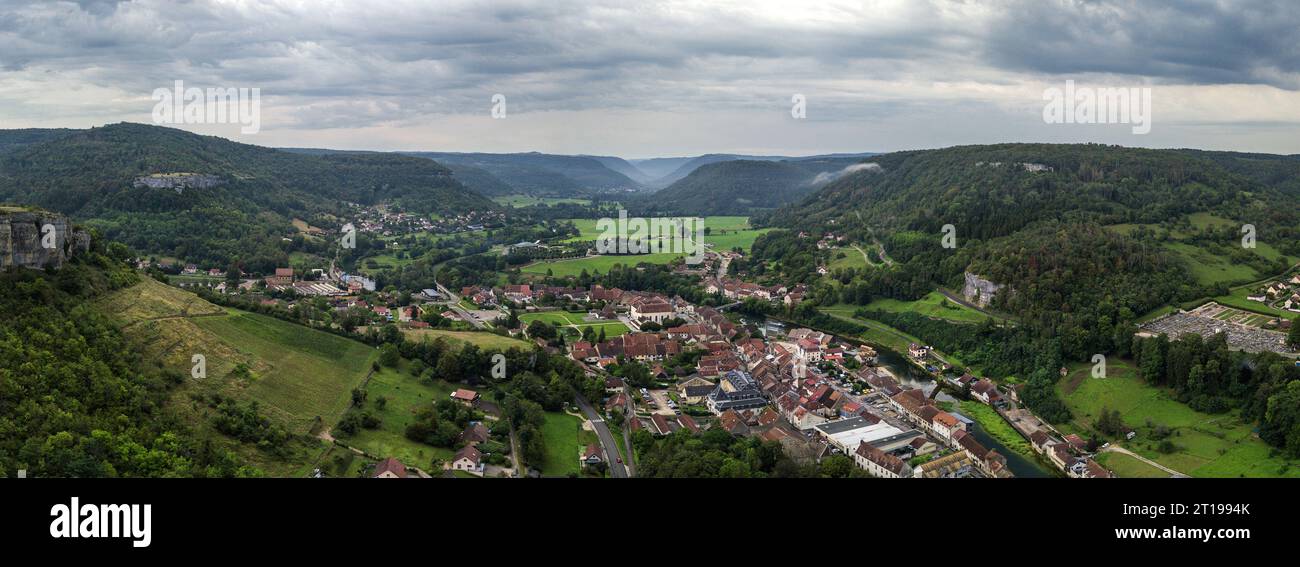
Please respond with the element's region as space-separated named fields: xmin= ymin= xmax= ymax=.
xmin=373 ymin=457 xmax=407 ymax=478
xmin=581 ymin=444 xmax=605 ymax=466
xmin=268 ymin=267 xmax=293 ymax=286
xmin=450 ymin=446 xmax=484 ymax=474
xmin=458 ymin=422 xmax=490 ymax=446
xmin=970 ymin=379 xmax=1004 ymax=406
xmin=450 ymin=388 xmax=480 ymax=406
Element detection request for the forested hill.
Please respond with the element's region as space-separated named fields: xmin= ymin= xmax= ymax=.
xmin=0 ymin=238 xmax=258 ymax=477
xmin=635 ymin=157 xmax=865 ymax=216
xmin=758 ymin=143 xmax=1300 ymax=309
xmin=745 ymin=143 xmax=1300 ymax=437
xmin=777 ymin=143 xmax=1293 ymax=239
xmin=0 ymin=123 xmax=497 ymax=270
xmin=0 ymin=123 xmax=496 ymax=217
xmin=403 ymin=151 xmax=645 ymax=196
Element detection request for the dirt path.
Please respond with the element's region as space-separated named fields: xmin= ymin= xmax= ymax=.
xmin=1101 ymin=445 xmax=1188 ymax=477
xmin=851 ymin=244 xmax=880 ymax=268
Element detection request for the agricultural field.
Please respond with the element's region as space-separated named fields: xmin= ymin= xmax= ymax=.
xmin=557 ymin=216 xmax=765 ymax=247
xmin=400 ymin=328 xmax=531 ymax=352
xmin=493 ymin=194 xmax=592 ymax=208
xmin=1056 ymin=359 xmax=1300 ymax=478
xmin=343 ymin=362 xmax=461 ymax=470
xmin=521 ymin=252 xmax=683 ymax=277
xmin=533 ymin=216 xmax=768 ymax=276
xmin=94 ymin=279 xmax=376 ymax=475
xmin=95 ymin=275 xmax=225 ymax=321
xmin=191 ymin=310 xmax=377 ymax=434
xmin=291 ymin=218 xmax=326 ymax=236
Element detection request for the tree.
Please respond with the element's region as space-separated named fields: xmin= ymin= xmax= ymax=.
xmin=378 ymin=343 xmax=400 ymax=367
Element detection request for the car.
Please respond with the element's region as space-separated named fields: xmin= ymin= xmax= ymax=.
xmin=616 ymin=456 xmax=622 ymax=463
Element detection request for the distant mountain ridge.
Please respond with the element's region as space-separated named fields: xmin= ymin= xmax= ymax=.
xmin=634 ymin=156 xmax=874 ymax=216
xmin=402 ymin=151 xmax=645 ymax=196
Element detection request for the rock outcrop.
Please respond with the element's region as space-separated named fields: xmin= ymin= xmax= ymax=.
xmin=0 ymin=209 xmax=91 ymax=270
xmin=962 ymin=271 xmax=1003 ymax=308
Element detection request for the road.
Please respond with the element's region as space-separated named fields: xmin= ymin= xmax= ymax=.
xmin=575 ymin=395 xmax=628 ymax=478
xmin=435 ymin=281 xmax=487 ymax=329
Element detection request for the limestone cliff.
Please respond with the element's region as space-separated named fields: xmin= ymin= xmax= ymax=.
xmin=0 ymin=208 xmax=91 ymax=269
xmin=962 ymin=271 xmax=1004 ymax=308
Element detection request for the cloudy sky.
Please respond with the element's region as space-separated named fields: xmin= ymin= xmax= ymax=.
xmin=1 ymin=0 xmax=1298 ymax=157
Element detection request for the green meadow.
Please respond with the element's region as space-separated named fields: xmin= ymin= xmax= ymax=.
xmin=1056 ymin=358 xmax=1300 ymax=478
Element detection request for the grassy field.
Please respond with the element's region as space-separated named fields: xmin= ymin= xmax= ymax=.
xmin=1211 ymin=284 xmax=1296 ymax=320
xmin=521 ymin=252 xmax=684 ymax=277
xmin=539 ymin=412 xmax=583 ymax=477
xmin=520 ymin=311 xmax=630 ymax=338
xmin=400 ymin=328 xmax=531 ymax=351
xmin=493 ymin=194 xmax=592 ymax=208
xmin=520 ymin=311 xmax=590 ymax=325
xmin=818 ymin=304 xmax=973 ymax=368
xmin=344 ymin=362 xmax=461 ymax=469
xmin=959 ymin=401 xmax=1034 ymax=459
xmin=95 ymin=275 xmax=225 ymax=321
xmin=828 ymin=246 xmax=874 ymax=271
xmin=859 ymin=291 xmax=992 ymax=323
xmin=98 ymin=279 xmax=376 ymax=435
xmin=94 ymin=278 xmax=373 ymax=475
xmin=1056 ymin=358 xmax=1300 ymax=477
xmin=532 ymin=216 xmax=767 ymax=276
xmin=192 ymin=310 xmax=377 ymax=434
xmin=1094 ymin=451 xmax=1170 ymax=478
xmin=1105 ymin=213 xmax=1289 ymax=287
xmin=1161 ymin=242 xmax=1258 ymax=286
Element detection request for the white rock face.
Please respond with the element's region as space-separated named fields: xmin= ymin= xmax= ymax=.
xmin=962 ymin=271 xmax=1003 ymax=308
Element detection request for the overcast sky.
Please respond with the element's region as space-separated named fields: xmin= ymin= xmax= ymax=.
xmin=1 ymin=0 xmax=1298 ymax=157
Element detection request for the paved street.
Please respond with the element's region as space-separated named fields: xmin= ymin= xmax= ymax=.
xmin=575 ymin=395 xmax=628 ymax=478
